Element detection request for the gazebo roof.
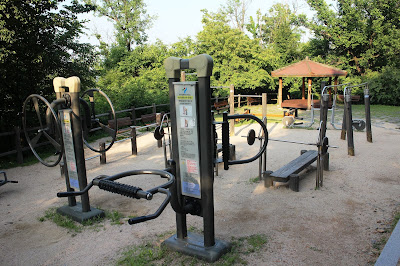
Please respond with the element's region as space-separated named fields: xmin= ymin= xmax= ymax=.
xmin=271 ymin=57 xmax=347 ymax=78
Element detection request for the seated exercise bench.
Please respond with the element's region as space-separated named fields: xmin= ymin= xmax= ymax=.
xmin=141 ymin=113 xmax=158 ymax=131
xmin=263 ymin=150 xmax=319 ymax=192
xmin=108 ymin=117 xmax=132 ymax=130
xmin=214 ymin=100 xmax=229 ymax=114
xmin=247 ymin=97 xmax=260 ymax=106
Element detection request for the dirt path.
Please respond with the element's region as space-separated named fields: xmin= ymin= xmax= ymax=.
xmin=1 ymin=123 xmax=399 ymax=265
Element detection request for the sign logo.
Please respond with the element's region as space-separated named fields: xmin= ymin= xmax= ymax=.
xmin=183 ymin=87 xmax=188 ymax=94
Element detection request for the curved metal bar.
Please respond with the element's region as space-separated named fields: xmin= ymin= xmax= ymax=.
xmin=128 ymin=188 xmax=171 ymax=224
xmin=103 ymin=169 xmax=175 ymax=195
xmin=57 ymin=181 xmax=94 ymax=197
xmin=321 ymin=83 xmax=352 ymax=95
xmin=225 ymin=114 xmax=268 ymax=166
xmin=22 ymin=94 xmax=63 ymax=167
xmin=81 ymin=89 xmax=117 ymax=153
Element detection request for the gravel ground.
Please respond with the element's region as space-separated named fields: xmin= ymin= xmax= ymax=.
xmin=1 ymin=122 xmax=399 ymax=265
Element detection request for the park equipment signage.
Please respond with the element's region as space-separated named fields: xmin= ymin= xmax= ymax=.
xmin=60 ymin=109 xmax=80 ymax=190
xmin=174 ymin=82 xmax=201 ymax=198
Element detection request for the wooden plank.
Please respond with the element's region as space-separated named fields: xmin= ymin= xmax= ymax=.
xmin=271 ymin=150 xmax=318 ymax=178
xmin=108 ymin=117 xmax=132 ymax=129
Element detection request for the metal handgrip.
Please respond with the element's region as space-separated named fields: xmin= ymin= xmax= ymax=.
xmin=222 ymin=113 xmax=269 ymax=170
xmin=95 ymin=179 xmax=152 ymax=200
xmin=128 ymin=188 xmax=171 ymax=224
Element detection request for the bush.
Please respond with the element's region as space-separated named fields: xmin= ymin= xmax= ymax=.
xmin=366 ymin=67 xmax=400 ymax=105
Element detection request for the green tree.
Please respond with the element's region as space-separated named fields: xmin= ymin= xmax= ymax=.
xmin=0 ymin=0 xmax=97 ymax=131
xmin=86 ymin=0 xmax=154 ymax=51
xmin=250 ymin=3 xmax=306 ymax=63
xmin=222 ymin=0 xmax=252 ymax=32
xmin=306 ymin=0 xmax=400 ymax=75
xmin=97 ymin=42 xmax=170 ymax=110
xmin=196 ymin=10 xmax=278 ymax=96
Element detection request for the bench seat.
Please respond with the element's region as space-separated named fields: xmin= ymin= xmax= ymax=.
xmin=264 ymin=150 xmax=318 ymax=192
xmin=214 ymin=101 xmax=229 ymax=113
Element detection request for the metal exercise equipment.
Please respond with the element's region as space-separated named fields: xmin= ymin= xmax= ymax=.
xmin=283 ymin=82 xmax=351 ymax=128
xmin=0 ymin=171 xmax=18 ymax=187
xmin=154 ymin=113 xmax=172 ymax=168
xmin=22 ymin=77 xmax=118 ymax=221
xmin=248 ymin=94 xmax=331 ymax=191
xmin=339 ymin=83 xmax=373 ymax=156
xmin=162 ymin=55 xmax=268 ymax=262
xmin=57 ymin=169 xmax=175 ymax=224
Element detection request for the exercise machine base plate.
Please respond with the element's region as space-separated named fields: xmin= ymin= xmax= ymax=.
xmin=162 ymin=232 xmax=231 ymax=262
xmin=57 ymin=203 xmax=105 ymax=223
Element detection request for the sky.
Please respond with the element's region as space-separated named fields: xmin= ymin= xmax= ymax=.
xmin=78 ymin=0 xmax=314 ymax=46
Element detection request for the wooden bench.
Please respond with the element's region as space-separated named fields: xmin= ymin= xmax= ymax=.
xmin=108 ymin=117 xmax=132 ymax=130
xmin=247 ymin=97 xmax=260 ymax=106
xmin=214 ymin=100 xmax=229 ymax=113
xmin=141 ymin=113 xmax=158 ymax=131
xmin=263 ymin=150 xmax=318 ymax=192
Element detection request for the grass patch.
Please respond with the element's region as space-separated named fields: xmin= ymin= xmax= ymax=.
xmin=106 ymin=209 xmax=125 ymax=225
xmin=0 ymin=147 xmax=57 ymax=169
xmin=117 ymin=232 xmax=268 ymax=266
xmin=38 ymin=207 xmax=125 ymax=233
xmin=248 ymin=177 xmax=261 ymax=184
xmin=38 ymin=208 xmax=83 ymax=233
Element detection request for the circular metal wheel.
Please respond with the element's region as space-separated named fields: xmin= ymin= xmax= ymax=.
xmin=80 ymin=89 xmax=117 ymax=153
xmin=352 ymin=119 xmax=366 ymax=131
xmin=22 ymin=94 xmax=63 ymax=167
xmin=154 ymin=126 xmax=164 ymax=140
xmin=247 ymin=129 xmax=256 ymax=145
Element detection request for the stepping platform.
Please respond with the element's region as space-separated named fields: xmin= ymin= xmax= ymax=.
xmin=263 ymin=150 xmax=318 ymax=192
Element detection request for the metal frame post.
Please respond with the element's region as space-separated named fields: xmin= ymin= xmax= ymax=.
xmin=345 ymin=89 xmax=355 ymax=156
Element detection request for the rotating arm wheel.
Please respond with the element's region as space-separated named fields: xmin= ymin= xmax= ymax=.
xmin=80 ymin=89 xmax=117 ymax=153
xmin=22 ymin=94 xmax=63 ymax=167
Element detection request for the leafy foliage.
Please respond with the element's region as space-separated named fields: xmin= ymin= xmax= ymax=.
xmin=85 ymin=0 xmax=155 ymax=51
xmin=0 ymin=0 xmax=97 ymax=131
xmin=306 ymin=0 xmax=400 ymax=75
xmin=97 ymin=42 xmax=170 ymax=110
xmin=196 ymin=9 xmax=278 ymax=96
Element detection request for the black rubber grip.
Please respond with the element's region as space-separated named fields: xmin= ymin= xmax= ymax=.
xmin=97 ymin=179 xmax=152 ymax=200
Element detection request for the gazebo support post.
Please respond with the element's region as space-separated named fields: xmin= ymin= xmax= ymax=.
xmin=302 ymin=77 xmax=305 ymax=100
xmin=307 ymin=77 xmax=312 ymax=110
xmin=278 ymin=77 xmax=283 ymax=107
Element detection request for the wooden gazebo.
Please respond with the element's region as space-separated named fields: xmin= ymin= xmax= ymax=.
xmin=271 ymin=57 xmax=347 ymax=109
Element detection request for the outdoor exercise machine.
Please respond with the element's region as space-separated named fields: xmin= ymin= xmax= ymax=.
xmin=283 ymin=82 xmax=350 ymax=128
xmin=22 ymin=77 xmax=121 ymax=221
xmin=340 ymin=83 xmax=373 ymax=156
xmin=23 ymin=77 xmax=176 ymax=223
xmin=159 ymin=54 xmax=268 ymax=262
xmin=0 ymin=171 xmax=18 ymax=187
xmin=249 ymin=93 xmax=332 ymax=191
